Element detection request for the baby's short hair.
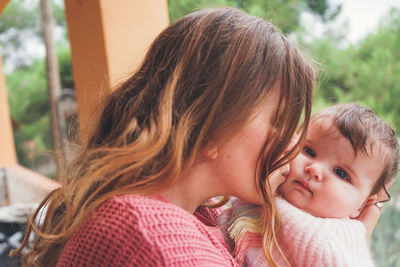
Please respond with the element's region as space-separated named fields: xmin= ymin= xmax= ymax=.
xmin=313 ymin=103 xmax=399 ymax=197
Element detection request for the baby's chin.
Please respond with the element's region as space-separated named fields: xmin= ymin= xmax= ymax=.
xmin=278 ymin=193 xmax=352 ymax=218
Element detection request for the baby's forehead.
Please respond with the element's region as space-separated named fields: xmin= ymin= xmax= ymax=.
xmin=309 ymin=117 xmax=342 ymax=139
xmin=309 ymin=116 xmax=384 ymax=159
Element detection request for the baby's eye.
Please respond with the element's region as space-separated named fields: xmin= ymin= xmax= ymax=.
xmin=333 ymin=168 xmax=350 ymax=181
xmin=303 ymin=147 xmax=316 ymax=158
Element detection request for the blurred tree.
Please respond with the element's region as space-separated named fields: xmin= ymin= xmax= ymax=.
xmin=40 ymin=0 xmax=67 ymax=175
xmin=0 ymin=0 xmax=66 ymax=70
xmin=371 ymin=183 xmax=400 ymax=267
xmin=58 ymin=45 xmax=74 ymax=89
xmin=0 ymin=0 xmax=40 ymax=68
xmin=6 ymin=58 xmax=49 ymax=168
xmin=6 ymin=45 xmax=72 ymax=175
xmin=307 ymin=0 xmax=341 ymax=22
xmin=168 ymin=0 xmax=338 ymax=34
xmin=2 ymin=0 xmax=72 ymax=175
xmin=307 ymin=8 xmax=400 ymax=134
xmin=168 ymin=0 xmax=237 ymax=23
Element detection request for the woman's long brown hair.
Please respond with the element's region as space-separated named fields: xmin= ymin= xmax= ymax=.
xmin=11 ymin=8 xmax=314 ymax=266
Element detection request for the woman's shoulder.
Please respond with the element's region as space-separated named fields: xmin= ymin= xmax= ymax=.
xmin=58 ymin=194 xmax=237 ymax=266
xmin=104 ymin=194 xmax=221 ymax=227
xmin=101 ymin=194 xmax=194 ymax=221
xmin=58 ymin=195 xmax=167 ymax=266
xmin=105 ymin=194 xmax=225 ymax=227
xmin=89 ymin=194 xmax=217 ymax=241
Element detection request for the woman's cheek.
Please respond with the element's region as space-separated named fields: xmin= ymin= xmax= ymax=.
xmin=268 ymin=166 xmax=288 ymax=194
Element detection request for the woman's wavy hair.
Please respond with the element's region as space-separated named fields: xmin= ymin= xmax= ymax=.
xmin=12 ymin=8 xmax=314 ymax=266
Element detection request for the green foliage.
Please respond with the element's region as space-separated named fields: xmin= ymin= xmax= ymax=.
xmin=168 ymin=0 xmax=332 ymax=34
xmin=6 ymin=58 xmax=51 ymax=167
xmin=308 ymin=9 xmax=400 ymax=134
xmin=1 ymin=0 xmax=71 ymax=171
xmin=52 ymin=0 xmax=66 ymax=28
xmin=307 ymin=0 xmax=341 ymax=21
xmin=6 ymin=45 xmax=72 ymax=170
xmin=0 ymin=0 xmax=39 ymax=33
xmin=58 ymin=45 xmax=74 ymax=89
xmin=0 ymin=0 xmax=40 ymax=67
xmin=371 ymin=175 xmax=400 ymax=267
xmin=240 ymin=0 xmax=306 ymax=33
xmin=7 ymin=60 xmax=47 ymax=124
xmin=0 ymin=0 xmax=67 ymax=69
xmin=168 ymin=0 xmax=238 ymax=22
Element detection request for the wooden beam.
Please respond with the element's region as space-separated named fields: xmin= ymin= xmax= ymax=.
xmin=0 ymin=0 xmax=16 ymax=167
xmin=0 ymin=50 xmax=17 ymax=167
xmin=0 ymin=0 xmax=9 ymax=14
xmin=64 ymin=0 xmax=169 ymax=141
xmin=6 ymin=165 xmax=60 ymax=204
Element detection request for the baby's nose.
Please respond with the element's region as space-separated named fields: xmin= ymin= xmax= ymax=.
xmin=304 ymin=164 xmax=322 ymax=181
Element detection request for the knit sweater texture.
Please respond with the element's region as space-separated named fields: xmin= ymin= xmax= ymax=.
xmin=236 ymin=197 xmax=375 ymax=267
xmin=57 ymin=194 xmax=238 ymax=267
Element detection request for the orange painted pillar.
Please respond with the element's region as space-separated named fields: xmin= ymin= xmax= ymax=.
xmin=0 ymin=0 xmax=17 ymax=167
xmin=0 ymin=0 xmax=9 ymax=14
xmin=64 ymin=0 xmax=169 ymax=141
xmin=0 ymin=55 xmax=17 ymax=167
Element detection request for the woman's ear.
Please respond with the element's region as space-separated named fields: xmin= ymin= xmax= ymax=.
xmin=350 ymin=194 xmax=378 ymax=219
xmin=202 ymin=142 xmax=219 ymax=160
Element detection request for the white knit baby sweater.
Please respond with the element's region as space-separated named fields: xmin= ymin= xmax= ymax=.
xmin=243 ymin=197 xmax=375 ymax=267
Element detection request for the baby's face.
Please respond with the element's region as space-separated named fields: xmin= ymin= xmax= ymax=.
xmin=278 ymin=118 xmax=383 ymax=218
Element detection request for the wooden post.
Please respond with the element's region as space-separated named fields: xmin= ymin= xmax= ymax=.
xmin=0 ymin=52 xmax=17 ymax=167
xmin=0 ymin=0 xmax=16 ymax=168
xmin=0 ymin=0 xmax=9 ymax=14
xmin=64 ymin=0 xmax=169 ymax=141
xmin=0 ymin=0 xmax=16 ymax=167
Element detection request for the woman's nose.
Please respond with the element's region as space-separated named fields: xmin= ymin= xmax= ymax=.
xmin=304 ymin=164 xmax=322 ymax=181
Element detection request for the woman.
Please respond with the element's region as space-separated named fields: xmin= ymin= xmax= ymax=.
xmin=12 ymin=7 xmax=382 ymax=267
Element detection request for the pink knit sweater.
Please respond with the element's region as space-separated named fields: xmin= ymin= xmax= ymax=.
xmin=57 ymin=194 xmax=238 ymax=266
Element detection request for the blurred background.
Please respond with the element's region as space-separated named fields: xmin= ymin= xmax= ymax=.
xmin=1 ymin=0 xmax=399 ymax=266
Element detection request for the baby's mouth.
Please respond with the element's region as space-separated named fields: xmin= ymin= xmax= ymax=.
xmin=294 ymin=180 xmax=313 ymax=194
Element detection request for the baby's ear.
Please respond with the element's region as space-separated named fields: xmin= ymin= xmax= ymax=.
xmin=350 ymin=194 xmax=378 ymax=219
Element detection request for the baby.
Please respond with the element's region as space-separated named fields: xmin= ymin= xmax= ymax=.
xmin=224 ymin=103 xmax=399 ymax=267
